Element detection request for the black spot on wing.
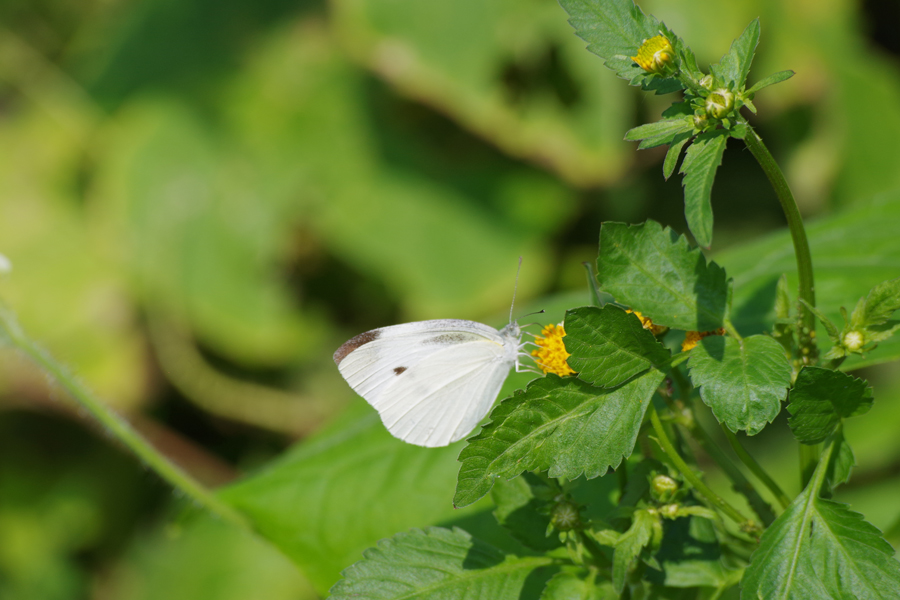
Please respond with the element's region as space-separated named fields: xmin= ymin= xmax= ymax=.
xmin=393 ymin=366 xmax=407 ymax=375
xmin=333 ymin=329 xmax=381 ymax=365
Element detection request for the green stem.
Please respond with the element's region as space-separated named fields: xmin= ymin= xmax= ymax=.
xmin=721 ymin=428 xmax=791 ymax=510
xmin=743 ymin=125 xmax=819 ymax=485
xmin=648 ymin=403 xmax=755 ymax=529
xmin=669 ymin=368 xmax=776 ymax=525
xmin=0 ymin=305 xmax=251 ymax=530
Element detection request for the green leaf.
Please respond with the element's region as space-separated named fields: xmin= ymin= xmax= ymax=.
xmin=828 ymin=431 xmax=856 ymax=489
xmin=663 ymin=132 xmax=691 ymax=181
xmin=613 ymin=509 xmax=659 ymax=593
xmin=329 ymin=527 xmax=555 ymax=600
xmin=680 ymin=130 xmax=728 ymax=249
xmin=541 ymin=569 xmax=617 ymax=599
xmin=597 ymin=220 xmax=729 ymax=331
xmin=221 ymin=405 xmax=486 ymax=593
xmin=745 ymin=70 xmax=795 ymax=96
xmin=491 ymin=474 xmax=562 ymax=552
xmin=856 ymin=277 xmax=900 ymax=328
xmin=626 ymin=118 xmax=694 ymax=150
xmin=564 ymin=306 xmax=670 ymax=388
xmin=742 ymin=474 xmax=900 ymax=599
xmin=688 ymin=335 xmax=791 ymax=435
xmin=717 ymin=192 xmax=900 ymax=369
xmin=646 ymin=516 xmax=735 ymax=589
xmin=558 ymin=0 xmax=677 ymax=94
xmin=454 ymin=371 xmax=664 ymax=508
xmin=787 ymin=367 xmax=873 ymax=444
xmin=709 ymin=19 xmax=760 ymax=89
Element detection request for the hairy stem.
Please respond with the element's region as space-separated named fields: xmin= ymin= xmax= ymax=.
xmin=0 ymin=305 xmax=251 ymax=530
xmin=743 ymin=125 xmax=819 ymax=484
xmin=648 ymin=403 xmax=755 ymax=529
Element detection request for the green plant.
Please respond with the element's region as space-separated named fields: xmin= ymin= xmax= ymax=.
xmin=3 ymin=1 xmax=900 ymax=599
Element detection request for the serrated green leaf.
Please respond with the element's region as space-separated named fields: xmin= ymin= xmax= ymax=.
xmin=787 ymin=366 xmax=873 ymax=444
xmin=454 ymin=371 xmax=664 ymax=508
xmin=564 ymin=306 xmax=670 ymax=388
xmin=709 ymin=19 xmax=760 ymax=90
xmin=680 ymin=131 xmax=728 ymax=249
xmin=742 ymin=459 xmax=900 ymax=600
xmin=625 ymin=119 xmax=694 ymax=147
xmin=597 ymin=220 xmax=729 ymax=331
xmin=745 ymin=70 xmax=795 ymax=96
xmin=688 ymin=335 xmax=791 ymax=435
xmin=828 ymin=431 xmax=856 ymax=489
xmin=613 ymin=509 xmax=659 ymax=593
xmin=329 ymin=527 xmax=555 ymax=600
xmin=558 ymin=0 xmax=679 ymax=94
xmin=859 ymin=277 xmax=900 ymax=327
xmin=541 ymin=569 xmax=617 ymax=600
xmin=663 ymin=132 xmax=692 ymax=181
xmin=491 ymin=474 xmax=562 ymax=552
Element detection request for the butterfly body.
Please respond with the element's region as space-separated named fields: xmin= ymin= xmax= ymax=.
xmin=334 ymin=319 xmax=522 ymax=447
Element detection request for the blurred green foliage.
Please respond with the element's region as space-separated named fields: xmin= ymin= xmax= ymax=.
xmin=1 ymin=0 xmax=900 ymax=597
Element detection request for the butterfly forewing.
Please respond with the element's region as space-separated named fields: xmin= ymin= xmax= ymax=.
xmin=334 ymin=319 xmax=520 ymax=447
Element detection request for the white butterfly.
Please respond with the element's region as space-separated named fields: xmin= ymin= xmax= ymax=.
xmin=333 ymin=318 xmax=525 ymax=447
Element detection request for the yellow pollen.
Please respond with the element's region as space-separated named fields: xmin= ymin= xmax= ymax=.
xmin=682 ymin=328 xmax=727 ymax=352
xmin=532 ymin=323 xmax=576 ymax=376
xmin=631 ymin=35 xmax=675 ymax=75
xmin=626 ymin=309 xmax=667 ymax=336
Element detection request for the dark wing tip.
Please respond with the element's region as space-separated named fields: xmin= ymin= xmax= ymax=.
xmin=333 ymin=329 xmax=381 ymax=365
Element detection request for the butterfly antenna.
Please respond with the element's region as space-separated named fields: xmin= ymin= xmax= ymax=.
xmin=510 ymin=257 xmax=522 ymax=325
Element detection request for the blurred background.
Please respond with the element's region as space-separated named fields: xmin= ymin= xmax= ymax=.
xmin=1 ymin=0 xmax=899 ymax=598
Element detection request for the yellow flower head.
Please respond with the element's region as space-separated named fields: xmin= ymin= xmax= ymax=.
xmin=532 ymin=323 xmax=576 ymax=376
xmin=626 ymin=309 xmax=668 ymax=336
xmin=631 ymin=35 xmax=676 ymax=76
xmin=681 ymin=328 xmax=727 ymax=352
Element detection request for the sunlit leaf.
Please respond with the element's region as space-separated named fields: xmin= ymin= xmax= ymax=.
xmin=564 ymin=305 xmax=670 ymax=388
xmin=688 ymin=335 xmax=791 ymax=435
xmin=680 ymin=131 xmax=728 ymax=249
xmin=598 ymin=220 xmax=729 ymax=331
xmin=329 ymin=527 xmax=555 ymax=600
xmin=709 ymin=19 xmax=759 ymax=89
xmin=454 ymin=371 xmax=664 ymax=508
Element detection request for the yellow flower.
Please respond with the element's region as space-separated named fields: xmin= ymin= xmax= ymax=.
xmin=681 ymin=328 xmax=727 ymax=351
xmin=626 ymin=309 xmax=668 ymax=336
xmin=631 ymin=35 xmax=676 ymax=76
xmin=532 ymin=323 xmax=576 ymax=376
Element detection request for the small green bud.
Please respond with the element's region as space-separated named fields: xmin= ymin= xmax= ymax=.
xmin=843 ymin=330 xmax=864 ymax=352
xmin=705 ymin=88 xmax=734 ymax=119
xmin=693 ymin=113 xmax=709 ymax=130
xmin=551 ymin=499 xmax=581 ymax=532
xmin=651 ymin=474 xmax=679 ymax=503
xmin=659 ymin=503 xmax=680 ymax=519
xmin=699 ymin=75 xmax=714 ymax=90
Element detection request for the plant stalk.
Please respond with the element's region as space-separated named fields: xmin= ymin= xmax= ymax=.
xmin=648 ymin=403 xmax=755 ymax=529
xmin=0 ymin=305 xmax=251 ymax=531
xmin=743 ymin=125 xmax=820 ymax=484
xmin=721 ymin=427 xmax=791 ymax=510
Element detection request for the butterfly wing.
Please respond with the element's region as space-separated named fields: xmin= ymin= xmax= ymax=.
xmin=334 ymin=319 xmax=518 ymax=447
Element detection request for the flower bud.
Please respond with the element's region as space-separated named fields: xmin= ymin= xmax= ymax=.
xmin=699 ymin=75 xmax=714 ymax=90
xmin=631 ymin=35 xmax=677 ymax=76
xmin=705 ymin=89 xmax=734 ymax=119
xmin=651 ymin=474 xmax=679 ymax=503
xmin=843 ymin=330 xmax=864 ymax=352
xmin=551 ymin=499 xmax=581 ymax=532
